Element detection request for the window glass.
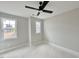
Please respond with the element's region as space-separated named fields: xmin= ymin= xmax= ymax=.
xmin=3 ymin=19 xmax=17 ymax=40
xmin=36 ymin=21 xmax=41 ymax=33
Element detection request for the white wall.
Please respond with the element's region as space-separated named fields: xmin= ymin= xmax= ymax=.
xmin=44 ymin=8 xmax=79 ymax=52
xmin=0 ymin=12 xmax=45 ymax=53
xmin=0 ymin=12 xmax=29 ymax=51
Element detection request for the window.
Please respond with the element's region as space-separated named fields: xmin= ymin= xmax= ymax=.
xmin=2 ymin=19 xmax=17 ymax=40
xmin=36 ymin=21 xmax=41 ymax=33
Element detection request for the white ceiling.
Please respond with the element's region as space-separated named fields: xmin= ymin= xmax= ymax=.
xmin=0 ymin=1 xmax=79 ymax=19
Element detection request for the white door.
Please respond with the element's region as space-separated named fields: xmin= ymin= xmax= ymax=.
xmin=30 ymin=17 xmax=44 ymax=46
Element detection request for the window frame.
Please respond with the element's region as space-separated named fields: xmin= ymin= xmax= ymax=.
xmin=1 ymin=18 xmax=17 ymax=40
xmin=35 ymin=21 xmax=41 ymax=34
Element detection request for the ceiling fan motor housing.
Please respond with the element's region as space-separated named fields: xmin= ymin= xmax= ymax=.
xmin=39 ymin=1 xmax=42 ymax=5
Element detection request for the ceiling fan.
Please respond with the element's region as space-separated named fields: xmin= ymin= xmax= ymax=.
xmin=25 ymin=1 xmax=53 ymax=16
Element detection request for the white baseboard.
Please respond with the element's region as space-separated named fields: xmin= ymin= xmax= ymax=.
xmin=0 ymin=42 xmax=27 ymax=58
xmin=0 ymin=43 xmax=26 ymax=54
xmin=49 ymin=43 xmax=79 ymax=57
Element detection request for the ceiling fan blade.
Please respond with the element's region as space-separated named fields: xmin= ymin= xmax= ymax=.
xmin=43 ymin=10 xmax=53 ymax=13
xmin=25 ymin=6 xmax=39 ymax=10
xmin=37 ymin=12 xmax=40 ymax=16
xmin=39 ymin=1 xmax=49 ymax=10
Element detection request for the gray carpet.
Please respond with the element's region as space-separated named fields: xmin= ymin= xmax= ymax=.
xmin=0 ymin=44 xmax=77 ymax=58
